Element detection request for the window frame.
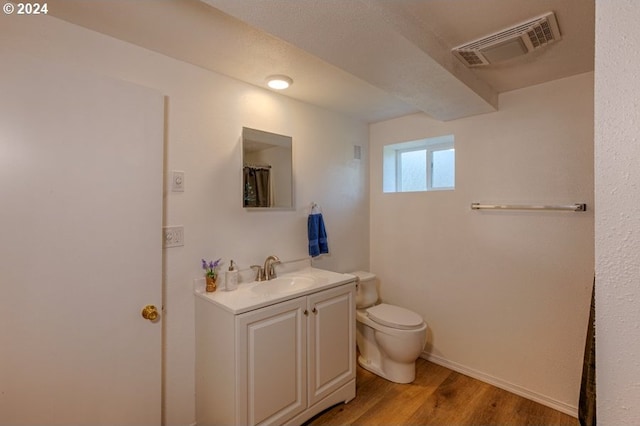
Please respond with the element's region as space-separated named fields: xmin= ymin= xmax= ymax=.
xmin=383 ymin=135 xmax=455 ymax=193
xmin=395 ymin=146 xmax=427 ymax=192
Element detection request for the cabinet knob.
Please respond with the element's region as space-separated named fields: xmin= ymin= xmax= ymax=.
xmin=312 ymin=307 xmax=318 ymax=315
xmin=304 ymin=309 xmax=309 ymax=316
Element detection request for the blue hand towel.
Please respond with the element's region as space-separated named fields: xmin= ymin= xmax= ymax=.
xmin=308 ymin=212 xmax=329 ymax=257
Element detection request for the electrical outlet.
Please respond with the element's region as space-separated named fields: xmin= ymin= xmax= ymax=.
xmin=171 ymin=171 xmax=184 ymax=192
xmin=163 ymin=226 xmax=184 ymax=248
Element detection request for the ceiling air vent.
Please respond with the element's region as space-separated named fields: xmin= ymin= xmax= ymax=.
xmin=452 ymin=12 xmax=561 ymax=67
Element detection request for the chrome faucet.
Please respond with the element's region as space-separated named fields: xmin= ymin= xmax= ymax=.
xmin=263 ymin=255 xmax=281 ymax=281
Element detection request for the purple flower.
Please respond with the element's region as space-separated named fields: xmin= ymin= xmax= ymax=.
xmin=201 ymin=258 xmax=222 ymax=278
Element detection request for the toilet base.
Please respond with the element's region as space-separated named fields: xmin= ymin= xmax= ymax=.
xmin=357 ymin=354 xmax=416 ymax=384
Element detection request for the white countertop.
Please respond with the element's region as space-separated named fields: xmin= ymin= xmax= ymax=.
xmin=194 ymin=267 xmax=356 ymax=314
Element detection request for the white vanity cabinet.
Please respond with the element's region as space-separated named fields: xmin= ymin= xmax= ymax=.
xmin=196 ymin=278 xmax=356 ymax=426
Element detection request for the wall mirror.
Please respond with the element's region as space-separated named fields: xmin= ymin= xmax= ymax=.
xmin=242 ymin=127 xmax=293 ymax=209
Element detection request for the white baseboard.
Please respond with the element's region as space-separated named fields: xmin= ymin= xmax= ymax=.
xmin=421 ymin=352 xmax=578 ymax=418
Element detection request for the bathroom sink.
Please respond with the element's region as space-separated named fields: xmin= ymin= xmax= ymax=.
xmin=251 ymin=276 xmax=316 ymax=295
xmin=196 ymin=267 xmax=357 ymax=314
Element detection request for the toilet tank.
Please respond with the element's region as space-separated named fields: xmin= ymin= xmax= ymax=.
xmin=351 ymin=271 xmax=378 ymax=309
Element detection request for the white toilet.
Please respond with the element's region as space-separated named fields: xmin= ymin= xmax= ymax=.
xmin=351 ymin=271 xmax=427 ymax=384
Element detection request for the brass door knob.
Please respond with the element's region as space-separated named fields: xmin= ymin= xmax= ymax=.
xmin=141 ymin=305 xmax=159 ymax=321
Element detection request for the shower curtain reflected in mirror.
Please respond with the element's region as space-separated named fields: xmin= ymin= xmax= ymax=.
xmin=243 ymin=165 xmax=271 ymax=207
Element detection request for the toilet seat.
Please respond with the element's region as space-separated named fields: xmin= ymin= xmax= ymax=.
xmin=366 ymin=303 xmax=424 ymax=330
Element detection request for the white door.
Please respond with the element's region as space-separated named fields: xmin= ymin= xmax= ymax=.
xmin=0 ymin=55 xmax=164 ymax=425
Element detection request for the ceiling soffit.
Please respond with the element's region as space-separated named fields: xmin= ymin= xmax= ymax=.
xmin=202 ymin=0 xmax=498 ymax=121
xmin=47 ymin=0 xmax=594 ymax=122
xmin=47 ymin=0 xmax=421 ymax=122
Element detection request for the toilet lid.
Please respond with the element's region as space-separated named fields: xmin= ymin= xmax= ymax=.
xmin=366 ymin=303 xmax=424 ymax=330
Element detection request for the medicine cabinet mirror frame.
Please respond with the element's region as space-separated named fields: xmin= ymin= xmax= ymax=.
xmin=242 ymin=127 xmax=294 ymax=209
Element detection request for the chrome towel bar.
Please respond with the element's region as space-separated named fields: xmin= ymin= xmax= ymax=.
xmin=471 ymin=203 xmax=587 ymax=212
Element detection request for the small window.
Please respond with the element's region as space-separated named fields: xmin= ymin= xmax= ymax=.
xmin=383 ymin=135 xmax=455 ymax=193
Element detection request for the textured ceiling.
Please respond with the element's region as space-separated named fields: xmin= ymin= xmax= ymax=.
xmin=48 ymin=0 xmax=594 ymax=123
xmin=396 ymin=0 xmax=595 ymax=93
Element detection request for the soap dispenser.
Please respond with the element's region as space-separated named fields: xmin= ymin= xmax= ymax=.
xmin=225 ymin=260 xmax=238 ymax=291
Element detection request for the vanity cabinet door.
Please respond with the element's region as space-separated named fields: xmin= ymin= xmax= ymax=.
xmin=236 ymin=297 xmax=307 ymax=426
xmin=307 ymin=283 xmax=356 ymax=406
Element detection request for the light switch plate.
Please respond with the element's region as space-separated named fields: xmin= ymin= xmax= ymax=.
xmin=163 ymin=226 xmax=184 ymax=248
xmin=171 ymin=171 xmax=184 ymax=192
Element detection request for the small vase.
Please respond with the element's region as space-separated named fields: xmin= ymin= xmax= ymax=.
xmin=205 ymin=276 xmax=217 ymax=292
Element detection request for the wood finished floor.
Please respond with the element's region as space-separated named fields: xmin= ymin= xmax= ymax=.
xmin=304 ymin=358 xmax=578 ymax=426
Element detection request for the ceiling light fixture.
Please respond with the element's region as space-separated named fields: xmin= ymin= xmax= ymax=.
xmin=266 ymin=75 xmax=293 ymax=90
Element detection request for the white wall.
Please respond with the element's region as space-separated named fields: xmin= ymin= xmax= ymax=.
xmin=1 ymin=16 xmax=369 ymax=426
xmin=370 ymin=73 xmax=594 ymax=415
xmin=595 ymin=2 xmax=640 ymax=424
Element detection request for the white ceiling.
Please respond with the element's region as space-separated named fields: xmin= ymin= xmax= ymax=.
xmin=48 ymin=0 xmax=594 ymax=123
